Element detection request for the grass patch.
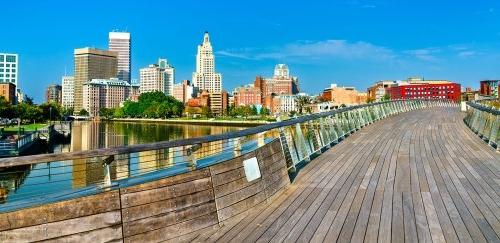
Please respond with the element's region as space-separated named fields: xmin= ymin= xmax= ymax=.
xmin=0 ymin=123 xmax=48 ymax=132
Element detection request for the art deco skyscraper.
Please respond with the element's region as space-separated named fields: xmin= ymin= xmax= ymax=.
xmin=73 ymin=48 xmax=117 ymax=112
xmin=192 ymin=32 xmax=222 ymax=93
xmin=109 ymin=31 xmax=131 ymax=83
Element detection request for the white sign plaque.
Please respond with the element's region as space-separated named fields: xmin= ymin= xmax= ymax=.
xmin=243 ymin=157 xmax=261 ymax=182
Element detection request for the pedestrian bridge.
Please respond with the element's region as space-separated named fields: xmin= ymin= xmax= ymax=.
xmin=0 ymin=100 xmax=498 ymax=242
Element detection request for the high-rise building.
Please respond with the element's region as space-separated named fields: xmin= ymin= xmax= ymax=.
xmin=192 ymin=32 xmax=222 ymax=93
xmin=61 ymin=76 xmax=75 ymax=108
xmin=0 ymin=83 xmax=16 ymax=104
xmin=109 ymin=31 xmax=131 ymax=83
xmin=82 ymin=78 xmax=139 ymax=116
xmin=45 ymin=84 xmax=62 ymax=104
xmin=140 ymin=59 xmax=174 ymax=95
xmin=0 ymin=53 xmax=18 ymax=86
xmin=74 ymin=48 xmax=117 ymax=111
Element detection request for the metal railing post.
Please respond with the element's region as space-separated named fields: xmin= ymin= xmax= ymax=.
xmin=102 ymin=155 xmax=115 ymax=188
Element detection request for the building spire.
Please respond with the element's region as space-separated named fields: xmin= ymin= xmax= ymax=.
xmin=203 ymin=31 xmax=210 ymax=43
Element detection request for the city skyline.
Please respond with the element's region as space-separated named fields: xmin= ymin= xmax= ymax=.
xmin=1 ymin=1 xmax=500 ymax=103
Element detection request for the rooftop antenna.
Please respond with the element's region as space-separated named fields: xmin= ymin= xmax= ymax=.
xmin=64 ymin=66 xmax=67 ymax=76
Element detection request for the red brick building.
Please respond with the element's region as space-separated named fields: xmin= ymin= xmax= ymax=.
xmin=0 ymin=82 xmax=16 ymax=104
xmin=388 ymin=82 xmax=461 ymax=102
xmin=233 ymin=65 xmax=300 ymax=109
xmin=233 ymin=85 xmax=262 ymax=106
xmin=479 ymin=80 xmax=499 ymax=98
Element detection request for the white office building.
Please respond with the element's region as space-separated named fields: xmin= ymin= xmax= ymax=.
xmin=140 ymin=59 xmax=174 ymax=95
xmin=0 ymin=53 xmax=18 ymax=86
xmin=61 ymin=76 xmax=75 ymax=108
xmin=192 ymin=32 xmax=222 ymax=93
xmin=83 ymin=78 xmax=139 ymax=117
xmin=109 ymin=31 xmax=131 ymax=83
xmin=278 ymin=95 xmax=298 ymax=113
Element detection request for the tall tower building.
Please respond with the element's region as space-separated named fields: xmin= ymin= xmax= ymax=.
xmin=109 ymin=31 xmax=131 ymax=83
xmin=74 ymin=48 xmax=117 ymax=111
xmin=192 ymin=32 xmax=222 ymax=93
xmin=0 ymin=53 xmax=18 ymax=86
xmin=61 ymin=76 xmax=75 ymax=108
xmin=139 ymin=59 xmax=174 ymax=95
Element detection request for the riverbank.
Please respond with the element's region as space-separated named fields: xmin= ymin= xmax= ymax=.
xmin=108 ymin=117 xmax=272 ymax=127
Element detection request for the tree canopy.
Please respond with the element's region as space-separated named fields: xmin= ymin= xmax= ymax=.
xmin=121 ymin=91 xmax=184 ymax=119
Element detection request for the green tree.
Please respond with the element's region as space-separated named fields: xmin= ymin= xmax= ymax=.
xmin=171 ymin=103 xmax=183 ymax=117
xmin=40 ymin=102 xmax=62 ymax=121
xmin=99 ymin=108 xmax=114 ymax=119
xmin=184 ymin=106 xmax=201 ymax=116
xmin=123 ymin=101 xmax=141 ymax=117
xmin=260 ymin=107 xmax=270 ymax=116
xmin=61 ymin=107 xmax=74 ymax=117
xmin=23 ymin=105 xmax=43 ymax=123
xmin=113 ymin=107 xmax=125 ymax=118
xmin=144 ymin=104 xmax=159 ymax=118
xmin=250 ymin=105 xmax=258 ymax=116
xmin=381 ymin=94 xmax=391 ymax=101
xmin=23 ymin=96 xmax=34 ymax=105
xmin=156 ymin=102 xmax=171 ymax=118
xmin=78 ymin=109 xmax=89 ymax=116
xmin=201 ymin=106 xmax=213 ymax=118
xmin=0 ymin=96 xmax=14 ymax=119
xmin=295 ymin=96 xmax=312 ymax=114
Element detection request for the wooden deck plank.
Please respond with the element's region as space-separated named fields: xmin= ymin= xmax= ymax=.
xmin=199 ymin=108 xmax=500 ymax=243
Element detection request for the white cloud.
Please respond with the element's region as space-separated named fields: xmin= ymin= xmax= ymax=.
xmin=457 ymin=51 xmax=477 ymax=58
xmin=404 ymin=48 xmax=441 ymax=62
xmin=218 ymin=39 xmax=396 ymax=62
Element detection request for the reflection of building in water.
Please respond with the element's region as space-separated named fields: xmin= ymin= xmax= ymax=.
xmin=66 ymin=121 xmax=244 ymax=188
xmin=138 ymin=148 xmax=174 ymax=174
xmin=0 ymin=165 xmax=31 ymax=204
xmin=191 ymin=126 xmax=237 ymax=159
xmin=114 ymin=154 xmax=130 ymax=180
xmin=71 ymin=121 xmax=130 ymax=188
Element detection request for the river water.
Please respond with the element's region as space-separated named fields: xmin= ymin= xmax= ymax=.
xmin=0 ymin=121 xmax=254 ymax=210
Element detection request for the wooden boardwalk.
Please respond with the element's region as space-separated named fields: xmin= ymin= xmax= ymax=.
xmin=194 ymin=108 xmax=500 ymax=243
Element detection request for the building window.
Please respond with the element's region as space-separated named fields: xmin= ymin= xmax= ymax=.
xmin=7 ymin=55 xmax=17 ymax=62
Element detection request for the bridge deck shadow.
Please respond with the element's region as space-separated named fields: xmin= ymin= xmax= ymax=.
xmin=192 ymin=107 xmax=500 ymax=243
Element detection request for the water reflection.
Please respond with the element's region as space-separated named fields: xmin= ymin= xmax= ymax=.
xmin=0 ymin=121 xmax=246 ymax=208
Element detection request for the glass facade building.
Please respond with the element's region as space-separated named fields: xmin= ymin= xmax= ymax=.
xmin=0 ymin=53 xmax=18 ymax=86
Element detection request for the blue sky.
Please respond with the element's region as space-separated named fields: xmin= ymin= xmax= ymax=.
xmin=2 ymin=1 xmax=500 ymax=103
